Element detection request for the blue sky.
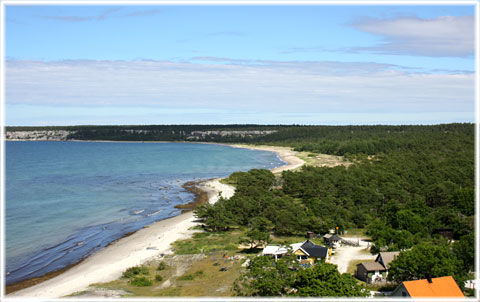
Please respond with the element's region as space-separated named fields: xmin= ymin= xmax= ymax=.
xmin=4 ymin=3 xmax=477 ymax=125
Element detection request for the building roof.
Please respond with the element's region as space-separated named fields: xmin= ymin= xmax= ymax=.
xmin=262 ymin=245 xmax=288 ymax=256
xmin=330 ymin=235 xmax=342 ymax=241
xmin=291 ymin=240 xmax=328 ymax=259
xmin=290 ymin=242 xmax=303 ymax=252
xmin=377 ymin=251 xmax=400 ymax=269
xmin=402 ymin=276 xmax=464 ymax=298
xmin=302 ymin=246 xmax=328 ymax=258
xmin=301 ymin=240 xmax=316 ymax=248
xmin=357 ymin=262 xmax=386 ymax=272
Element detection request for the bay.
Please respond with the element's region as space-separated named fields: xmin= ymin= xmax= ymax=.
xmin=5 ymin=141 xmax=284 ymax=284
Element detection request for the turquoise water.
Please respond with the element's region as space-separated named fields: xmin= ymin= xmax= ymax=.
xmin=5 ymin=141 xmax=285 ymax=284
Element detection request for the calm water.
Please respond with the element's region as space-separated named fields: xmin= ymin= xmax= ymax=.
xmin=5 ymin=141 xmax=285 ymax=284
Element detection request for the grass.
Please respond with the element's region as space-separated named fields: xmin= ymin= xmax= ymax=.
xmin=129 ymin=276 xmax=153 ymax=287
xmin=172 ymin=229 xmax=243 ymax=255
xmin=178 ymin=270 xmax=204 ymax=281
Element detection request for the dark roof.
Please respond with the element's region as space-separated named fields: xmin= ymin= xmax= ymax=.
xmin=301 ymin=240 xmax=316 ymax=248
xmin=357 ymin=262 xmax=386 ymax=272
xmin=303 ymin=246 xmax=328 ymax=258
xmin=300 ymin=240 xmax=328 ymax=258
xmin=330 ymin=235 xmax=342 ymax=241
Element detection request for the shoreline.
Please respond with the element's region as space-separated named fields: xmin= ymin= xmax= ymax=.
xmin=7 ymin=143 xmax=304 ymax=298
xmin=5 ymin=178 xmax=210 ymax=295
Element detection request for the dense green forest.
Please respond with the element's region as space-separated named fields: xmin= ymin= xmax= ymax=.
xmin=192 ymin=123 xmax=474 ymax=293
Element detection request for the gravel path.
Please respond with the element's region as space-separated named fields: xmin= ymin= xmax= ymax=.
xmin=326 ymin=236 xmax=375 ymax=274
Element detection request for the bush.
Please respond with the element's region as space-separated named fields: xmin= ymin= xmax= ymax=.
xmin=122 ymin=266 xmax=150 ymax=279
xmin=157 ymin=261 xmax=167 ymax=271
xmin=155 ymin=274 xmax=164 ymax=282
xmin=129 ymin=276 xmax=153 ymax=287
xmin=178 ymin=270 xmax=204 ymax=281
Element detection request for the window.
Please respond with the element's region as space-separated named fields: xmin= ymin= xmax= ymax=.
xmin=402 ymin=292 xmax=407 ymax=297
xmin=297 ymin=255 xmax=308 ymax=260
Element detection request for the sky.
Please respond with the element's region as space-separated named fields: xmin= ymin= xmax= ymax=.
xmin=4 ymin=2 xmax=477 ymax=126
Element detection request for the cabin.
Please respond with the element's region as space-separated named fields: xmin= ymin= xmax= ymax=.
xmin=261 ymin=240 xmax=328 ymax=265
xmin=291 ymin=240 xmax=328 ymax=266
xmin=323 ymin=233 xmax=342 ymax=245
xmin=261 ymin=245 xmax=288 ymax=260
xmin=355 ymin=262 xmax=386 ymax=282
xmin=391 ymin=276 xmax=464 ymax=298
xmin=355 ymin=251 xmax=399 ymax=283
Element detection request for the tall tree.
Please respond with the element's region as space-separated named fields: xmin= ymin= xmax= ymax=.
xmin=234 ymin=255 xmax=299 ymax=296
xmin=293 ymin=261 xmax=370 ymax=297
xmin=388 ymin=244 xmax=466 ymax=287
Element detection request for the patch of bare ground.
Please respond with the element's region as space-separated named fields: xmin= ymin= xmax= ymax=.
xmin=326 ymin=236 xmax=374 ymax=274
xmin=297 ymin=152 xmax=352 ymax=168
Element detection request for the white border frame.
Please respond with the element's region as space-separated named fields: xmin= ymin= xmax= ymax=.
xmin=0 ymin=1 xmax=478 ymax=301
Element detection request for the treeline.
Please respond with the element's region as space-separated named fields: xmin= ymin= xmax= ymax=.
xmin=250 ymin=123 xmax=473 ymax=155
xmin=7 ymin=124 xmax=472 ymax=149
xmin=6 ymin=124 xmax=285 ymax=142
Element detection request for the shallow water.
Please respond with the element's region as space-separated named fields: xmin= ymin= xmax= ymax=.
xmin=5 ymin=141 xmax=285 ymax=284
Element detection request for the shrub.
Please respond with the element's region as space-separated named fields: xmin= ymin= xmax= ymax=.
xmin=178 ymin=270 xmax=204 ymax=281
xmin=129 ymin=276 xmax=153 ymax=287
xmin=157 ymin=261 xmax=167 ymax=271
xmin=155 ymin=274 xmax=164 ymax=282
xmin=122 ymin=266 xmax=150 ymax=279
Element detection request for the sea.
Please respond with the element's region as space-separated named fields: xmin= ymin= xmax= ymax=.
xmin=5 ymin=141 xmax=285 ymax=285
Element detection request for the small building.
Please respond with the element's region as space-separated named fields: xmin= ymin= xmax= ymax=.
xmin=355 ymin=251 xmax=400 ymax=283
xmin=391 ymin=276 xmax=464 ymax=298
xmin=261 ymin=245 xmax=288 ymax=260
xmin=262 ymin=240 xmax=328 ymax=265
xmin=355 ymin=262 xmax=387 ymax=282
xmin=291 ymin=240 xmax=328 ymax=266
xmin=323 ymin=233 xmax=342 ymax=245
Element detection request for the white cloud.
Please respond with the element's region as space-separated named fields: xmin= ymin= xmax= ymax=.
xmin=5 ymin=59 xmax=474 ymax=125
xmin=351 ymin=15 xmax=474 ymax=57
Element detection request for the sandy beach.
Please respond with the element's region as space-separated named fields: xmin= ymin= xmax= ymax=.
xmin=229 ymin=144 xmax=305 ymax=173
xmin=7 ymin=144 xmax=303 ymax=299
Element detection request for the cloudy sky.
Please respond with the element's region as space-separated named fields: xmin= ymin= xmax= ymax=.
xmin=5 ymin=3 xmax=476 ymax=126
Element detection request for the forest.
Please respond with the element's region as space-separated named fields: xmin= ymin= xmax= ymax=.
xmin=193 ymin=123 xmax=474 ymax=295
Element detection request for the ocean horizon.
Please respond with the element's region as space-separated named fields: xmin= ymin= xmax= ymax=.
xmin=5 ymin=141 xmax=285 ymax=285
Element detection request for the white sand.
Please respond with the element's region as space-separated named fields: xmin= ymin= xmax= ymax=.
xmin=9 ymin=144 xmax=302 ymax=298
xmin=229 ymin=144 xmax=305 ymax=173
